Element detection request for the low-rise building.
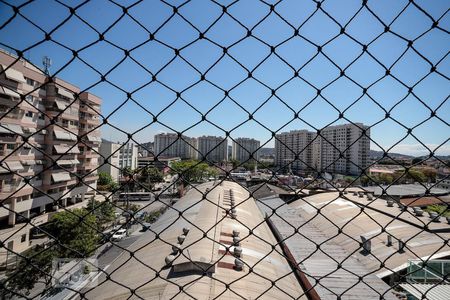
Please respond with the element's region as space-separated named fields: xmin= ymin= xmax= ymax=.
xmin=137 ymin=155 xmax=180 ymax=173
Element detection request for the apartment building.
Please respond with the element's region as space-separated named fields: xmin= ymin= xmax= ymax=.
xmin=232 ymin=138 xmax=260 ymax=163
xmin=275 ymin=130 xmax=315 ymax=172
xmin=118 ymin=142 xmax=138 ymax=170
xmin=197 ymin=135 xmax=227 ymax=162
xmin=98 ymin=141 xmax=138 ymax=181
xmin=275 ymin=123 xmax=370 ymax=175
xmin=154 ymin=133 xmax=197 ymax=159
xmin=314 ymin=123 xmax=370 ymax=175
xmin=138 ymin=141 xmax=154 ymax=157
xmin=98 ymin=140 xmax=121 ymax=182
xmin=0 ymin=50 xmax=101 ymax=262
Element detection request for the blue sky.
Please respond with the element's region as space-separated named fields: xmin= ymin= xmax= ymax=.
xmin=0 ymin=0 xmax=448 ymax=156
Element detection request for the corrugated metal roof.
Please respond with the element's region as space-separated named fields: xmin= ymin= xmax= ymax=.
xmin=399 ymin=283 xmax=450 ymax=300
xmin=365 ymin=185 xmax=448 ymax=197
xmin=258 ymin=196 xmax=398 ymax=300
xmin=85 ymin=181 xmax=307 ymax=300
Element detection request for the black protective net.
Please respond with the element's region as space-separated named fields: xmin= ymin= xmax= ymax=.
xmin=0 ymin=0 xmax=449 ymax=299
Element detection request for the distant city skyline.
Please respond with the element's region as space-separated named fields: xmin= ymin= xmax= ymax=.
xmin=1 ymin=1 xmax=448 ymax=156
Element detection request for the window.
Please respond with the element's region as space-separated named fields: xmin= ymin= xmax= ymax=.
xmin=7 ymin=144 xmax=15 ymax=150
xmin=25 ymin=111 xmax=33 ymax=118
xmin=26 ymin=78 xmax=35 ymax=86
xmin=38 ymin=113 xmax=45 ymax=120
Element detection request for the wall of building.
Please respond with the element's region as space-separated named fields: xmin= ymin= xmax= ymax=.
xmin=275 ymin=123 xmax=370 ymax=175
xmin=0 ymin=50 xmax=101 ymax=260
xmin=197 ymin=136 xmax=227 ymax=162
xmin=98 ymin=141 xmax=121 ymax=182
xmin=154 ymin=133 xmax=197 ymax=159
xmin=232 ymin=138 xmax=260 ymax=163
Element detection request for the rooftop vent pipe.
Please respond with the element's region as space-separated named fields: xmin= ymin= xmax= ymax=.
xmin=165 ymin=254 xmax=176 ymax=266
xmin=178 ymin=235 xmax=186 ymax=244
xmin=234 ymin=246 xmax=242 ymax=257
xmin=234 ymin=258 xmax=244 ymax=271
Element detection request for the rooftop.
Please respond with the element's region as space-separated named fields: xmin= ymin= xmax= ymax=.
xmin=86 ymin=181 xmax=307 ymax=299
xmin=257 ymin=190 xmax=450 ymax=298
xmin=364 ymin=184 xmax=449 ymax=197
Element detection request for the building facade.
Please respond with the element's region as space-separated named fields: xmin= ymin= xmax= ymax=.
xmin=138 ymin=141 xmax=153 ymax=157
xmin=232 ymin=138 xmax=260 ymax=163
xmin=98 ymin=140 xmax=121 ymax=182
xmin=313 ymin=123 xmax=370 ymax=175
xmin=197 ymin=135 xmax=227 ymax=162
xmin=0 ymin=50 xmax=101 ymax=260
xmin=275 ymin=130 xmax=315 ymax=172
xmin=275 ymin=123 xmax=370 ymax=175
xmin=154 ymin=133 xmax=197 ymax=159
xmin=118 ymin=142 xmax=138 ymax=171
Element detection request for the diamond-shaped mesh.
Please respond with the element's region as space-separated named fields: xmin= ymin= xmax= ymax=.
xmin=0 ymin=0 xmax=449 ymax=299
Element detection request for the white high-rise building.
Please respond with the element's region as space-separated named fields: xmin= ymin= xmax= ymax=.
xmin=275 ymin=123 xmax=370 ymax=175
xmin=313 ymin=123 xmax=370 ymax=175
xmin=275 ymin=130 xmax=315 ymax=171
xmin=118 ymin=142 xmax=138 ymax=171
xmin=232 ymin=138 xmax=260 ymax=163
xmin=154 ymin=133 xmax=197 ymax=159
xmin=197 ymin=136 xmax=227 ymax=162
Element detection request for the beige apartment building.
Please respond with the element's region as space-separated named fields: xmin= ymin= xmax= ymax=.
xmin=0 ymin=50 xmax=101 ymax=263
xmin=275 ymin=123 xmax=370 ymax=175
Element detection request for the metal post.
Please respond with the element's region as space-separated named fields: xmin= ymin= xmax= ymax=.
xmin=387 ymin=235 xmax=392 ymax=247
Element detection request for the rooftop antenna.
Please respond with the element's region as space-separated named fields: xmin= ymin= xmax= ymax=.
xmin=42 ymin=56 xmax=52 ymax=75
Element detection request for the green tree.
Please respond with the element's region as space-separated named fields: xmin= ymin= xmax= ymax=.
xmin=4 ymin=209 xmax=100 ymax=297
xmin=412 ymin=157 xmax=423 ymax=165
xmin=230 ymin=159 xmax=240 ymax=168
xmin=407 ymin=169 xmax=427 ymax=183
xmin=98 ymin=172 xmax=114 ymax=186
xmin=122 ymin=166 xmax=134 ymax=177
xmin=5 ymin=245 xmax=55 ymax=296
xmin=379 ymin=173 xmax=394 ymax=184
xmin=86 ymin=200 xmax=116 ymax=228
xmin=422 ymin=168 xmax=437 ymax=182
xmin=108 ymin=181 xmax=120 ymax=192
xmin=170 ymin=160 xmax=212 ymax=183
xmin=139 ymin=166 xmax=163 ymax=190
xmin=47 ymin=208 xmax=99 ymax=257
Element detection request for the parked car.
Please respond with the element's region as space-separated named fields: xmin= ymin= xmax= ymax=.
xmin=111 ymin=229 xmax=127 ymax=241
